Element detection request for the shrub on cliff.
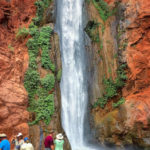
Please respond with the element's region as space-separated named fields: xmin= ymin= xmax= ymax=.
xmin=29 ymin=94 xmax=55 ymax=125
xmin=39 ymin=26 xmax=55 ymax=71
xmin=33 ymin=0 xmax=52 ymax=25
xmin=112 ymin=98 xmax=125 ymax=108
xmin=29 ymin=22 xmax=39 ymax=38
xmin=27 ymin=38 xmax=39 ymax=56
xmin=24 ymin=69 xmax=40 ymax=93
xmin=28 ymin=53 xmax=38 ymax=70
xmin=94 ymin=63 xmax=127 ymax=108
xmin=24 ymin=0 xmax=55 ymax=126
xmin=41 ymin=74 xmax=55 ymax=91
xmin=115 ymin=64 xmax=127 ymax=88
xmin=84 ymin=20 xmax=100 ymax=42
xmin=41 ymin=50 xmax=55 ymax=71
xmin=92 ymin=0 xmax=118 ymax=21
xmin=16 ymin=27 xmax=29 ymax=40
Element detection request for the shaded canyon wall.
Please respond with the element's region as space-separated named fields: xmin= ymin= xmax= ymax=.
xmin=0 ymin=0 xmax=71 ymax=150
xmin=85 ymin=0 xmax=150 ymax=148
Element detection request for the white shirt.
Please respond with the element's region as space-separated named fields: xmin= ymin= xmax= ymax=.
xmin=20 ymin=143 xmax=34 ymax=150
xmin=13 ymin=139 xmax=24 ymax=150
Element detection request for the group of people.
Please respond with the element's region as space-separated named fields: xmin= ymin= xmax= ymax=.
xmin=0 ymin=132 xmax=34 ymax=150
xmin=12 ymin=133 xmax=34 ymax=150
xmin=44 ymin=131 xmax=64 ymax=150
xmin=0 ymin=131 xmax=64 ymax=150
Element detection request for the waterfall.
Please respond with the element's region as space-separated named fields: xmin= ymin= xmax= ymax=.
xmin=56 ymin=0 xmax=102 ymax=149
xmin=55 ymin=0 xmax=137 ymax=150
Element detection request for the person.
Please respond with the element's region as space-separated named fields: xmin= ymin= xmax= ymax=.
xmin=54 ymin=133 xmax=64 ymax=150
xmin=12 ymin=133 xmax=24 ymax=150
xmin=0 ymin=133 xmax=10 ymax=150
xmin=20 ymin=137 xmax=34 ymax=150
xmin=44 ymin=131 xmax=54 ymax=150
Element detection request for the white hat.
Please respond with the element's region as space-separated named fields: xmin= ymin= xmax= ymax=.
xmin=17 ymin=133 xmax=22 ymax=137
xmin=56 ymin=133 xmax=63 ymax=140
xmin=0 ymin=133 xmax=7 ymax=138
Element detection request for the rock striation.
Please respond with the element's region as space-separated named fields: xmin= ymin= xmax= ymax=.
xmin=86 ymin=0 xmax=150 ymax=148
xmin=0 ymin=0 xmax=36 ymax=142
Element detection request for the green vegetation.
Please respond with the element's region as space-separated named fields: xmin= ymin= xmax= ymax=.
xmin=16 ymin=27 xmax=29 ymax=40
xmin=24 ymin=69 xmax=40 ymax=94
xmin=92 ymin=0 xmax=114 ymax=21
xmin=24 ymin=0 xmax=55 ymax=125
xmin=29 ymin=94 xmax=54 ymax=125
xmin=33 ymin=0 xmax=52 ymax=26
xmin=113 ymin=53 xmax=118 ymax=59
xmin=84 ymin=21 xmax=104 ymax=55
xmin=115 ymin=64 xmax=127 ymax=88
xmin=103 ymin=77 xmax=117 ymax=98
xmin=41 ymin=74 xmax=55 ymax=91
xmin=27 ymin=38 xmax=39 ymax=56
xmin=28 ymin=53 xmax=38 ymax=70
xmin=29 ymin=22 xmax=39 ymax=37
xmin=112 ymin=97 xmax=125 ymax=108
xmin=39 ymin=26 xmax=55 ymax=71
xmin=86 ymin=0 xmax=125 ymax=108
xmin=91 ymin=0 xmax=119 ymax=21
xmin=94 ymin=63 xmax=127 ymax=108
xmin=100 ymin=39 xmax=103 ymax=50
xmin=100 ymin=23 xmax=105 ymax=35
xmin=85 ymin=20 xmax=100 ymax=42
xmin=93 ymin=96 xmax=107 ymax=108
xmin=27 ymin=25 xmax=55 ymax=72
xmin=8 ymin=44 xmax=14 ymax=51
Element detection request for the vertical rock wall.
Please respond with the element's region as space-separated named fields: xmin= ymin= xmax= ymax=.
xmin=85 ymin=1 xmax=118 ymax=104
xmin=0 ymin=0 xmax=36 ymax=141
xmin=0 ymin=1 xmax=71 ymax=150
xmin=85 ymin=0 xmax=150 ymax=148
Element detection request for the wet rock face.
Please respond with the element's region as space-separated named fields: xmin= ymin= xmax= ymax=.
xmin=44 ymin=4 xmax=55 ymax=24
xmin=0 ymin=0 xmax=36 ymax=141
xmin=86 ymin=0 xmax=150 ymax=148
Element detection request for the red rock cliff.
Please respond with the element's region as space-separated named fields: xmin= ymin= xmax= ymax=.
xmin=0 ymin=0 xmax=36 ymax=140
xmin=123 ymin=0 xmax=150 ymax=127
xmin=86 ymin=0 xmax=150 ymax=148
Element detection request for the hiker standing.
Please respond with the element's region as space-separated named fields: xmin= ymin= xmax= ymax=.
xmin=44 ymin=131 xmax=54 ymax=150
xmin=20 ymin=137 xmax=34 ymax=150
xmin=12 ymin=133 xmax=24 ymax=150
xmin=0 ymin=133 xmax=10 ymax=150
xmin=54 ymin=133 xmax=64 ymax=150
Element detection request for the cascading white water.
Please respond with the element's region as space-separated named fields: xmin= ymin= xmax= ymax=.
xmin=56 ymin=0 xmax=102 ymax=150
xmin=55 ymin=1 xmax=135 ymax=150
xmin=60 ymin=0 xmax=87 ymax=149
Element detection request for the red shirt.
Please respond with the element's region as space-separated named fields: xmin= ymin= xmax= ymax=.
xmin=44 ymin=136 xmax=54 ymax=148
